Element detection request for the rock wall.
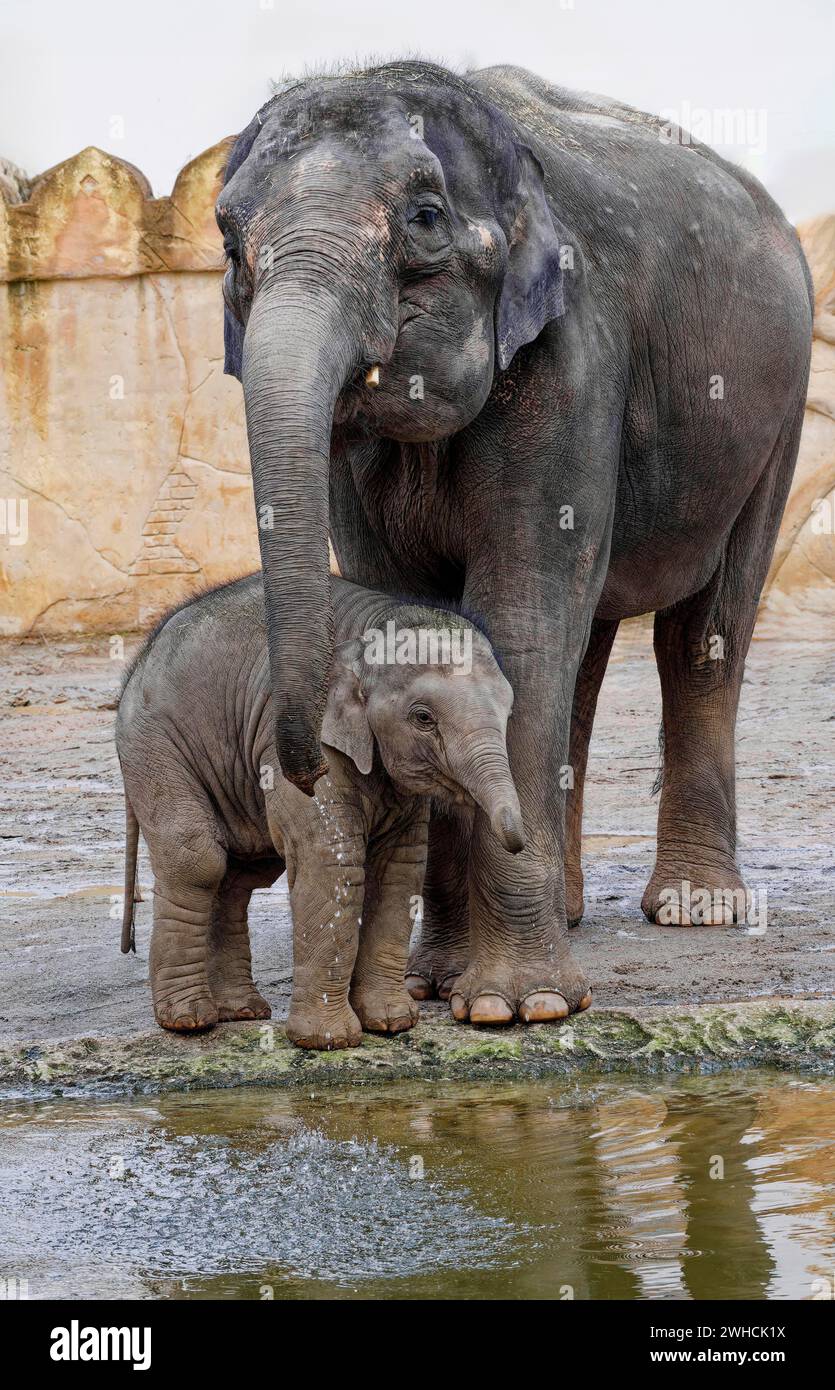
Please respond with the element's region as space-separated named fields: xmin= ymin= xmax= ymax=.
xmin=756 ymin=214 xmax=835 ymax=638
xmin=0 ymin=142 xmax=833 ymax=637
xmin=0 ymin=140 xmax=261 ymax=636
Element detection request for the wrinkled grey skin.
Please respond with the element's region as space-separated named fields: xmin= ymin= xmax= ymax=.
xmin=116 ymin=574 xmax=522 ymax=1048
xmin=218 ymin=61 xmax=813 ymax=1026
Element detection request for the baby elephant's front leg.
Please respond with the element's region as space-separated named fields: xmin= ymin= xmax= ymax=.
xmin=284 ymin=796 xmax=366 ymax=1050
xmin=350 ymin=806 xmax=429 ymax=1035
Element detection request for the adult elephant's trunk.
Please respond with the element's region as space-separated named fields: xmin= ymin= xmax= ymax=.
xmin=242 ymin=280 xmax=360 ymax=794
xmin=454 ymin=732 xmax=526 ymax=855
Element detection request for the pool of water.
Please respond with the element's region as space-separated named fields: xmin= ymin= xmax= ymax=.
xmin=1 ymin=1072 xmax=833 ymax=1300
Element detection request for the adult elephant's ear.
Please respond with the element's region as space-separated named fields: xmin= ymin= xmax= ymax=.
xmin=495 ymin=145 xmax=566 ymax=371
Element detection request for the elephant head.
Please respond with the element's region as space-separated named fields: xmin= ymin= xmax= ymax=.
xmin=320 ymin=613 xmax=525 ymax=854
xmin=218 ymin=63 xmax=566 ymax=793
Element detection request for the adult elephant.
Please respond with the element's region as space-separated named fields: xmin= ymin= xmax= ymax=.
xmin=217 ymin=62 xmax=812 ymax=1026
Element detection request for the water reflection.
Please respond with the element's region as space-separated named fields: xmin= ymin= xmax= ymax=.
xmin=663 ymin=1090 xmax=773 ymax=1299
xmin=1 ymin=1073 xmax=832 ymax=1300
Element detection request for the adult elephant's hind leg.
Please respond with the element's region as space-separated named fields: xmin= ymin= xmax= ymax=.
xmin=566 ymin=618 xmax=619 ymax=927
xmin=405 ymin=808 xmax=472 ymax=1002
xmin=644 ymin=594 xmax=747 ymax=925
xmin=644 ymin=410 xmax=803 ymax=927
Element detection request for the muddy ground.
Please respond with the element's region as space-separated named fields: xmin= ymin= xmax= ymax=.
xmin=1 ymin=625 xmax=833 ymax=1053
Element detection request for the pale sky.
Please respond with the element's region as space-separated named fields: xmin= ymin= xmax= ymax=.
xmin=1 ymin=0 xmax=833 ymax=223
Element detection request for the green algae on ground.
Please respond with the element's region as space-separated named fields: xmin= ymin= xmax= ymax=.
xmin=1 ymin=999 xmax=833 ymax=1098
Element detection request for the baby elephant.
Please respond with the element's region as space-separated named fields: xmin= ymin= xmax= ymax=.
xmin=116 ymin=574 xmax=523 ymax=1049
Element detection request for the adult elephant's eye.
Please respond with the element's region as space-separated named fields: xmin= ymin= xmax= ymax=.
xmin=408 ymin=204 xmax=449 ymax=244
xmin=412 ymin=207 xmax=440 ymax=230
xmin=406 ymin=204 xmax=450 ymax=270
xmin=223 ymin=261 xmax=245 ymax=323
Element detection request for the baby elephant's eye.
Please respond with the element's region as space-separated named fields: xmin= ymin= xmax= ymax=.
xmin=409 ymin=705 xmax=437 ymax=730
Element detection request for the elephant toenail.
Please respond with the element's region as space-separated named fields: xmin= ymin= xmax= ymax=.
xmin=405 ymin=974 xmax=432 ymax=1001
xmin=518 ymin=991 xmax=568 ymax=1023
xmin=578 ymin=990 xmax=593 ymax=1011
xmin=449 ymin=993 xmax=469 ymax=1021
xmin=469 ymin=994 xmax=514 ymax=1025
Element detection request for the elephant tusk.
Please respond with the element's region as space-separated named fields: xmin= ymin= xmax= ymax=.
xmin=365 ymin=364 xmax=381 ymax=387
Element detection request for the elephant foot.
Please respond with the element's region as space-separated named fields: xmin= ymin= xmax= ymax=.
xmin=351 ymin=985 xmax=420 ymax=1035
xmin=155 ymin=993 xmax=219 ymax=1034
xmin=448 ymin=954 xmax=592 ymax=1026
xmin=285 ymin=998 xmax=362 ymax=1050
xmin=214 ymin=987 xmax=272 ymax=1022
xmin=642 ymin=857 xmax=749 ymax=926
xmin=405 ymin=939 xmax=469 ymax=1002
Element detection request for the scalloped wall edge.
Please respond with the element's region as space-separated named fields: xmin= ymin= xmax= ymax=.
xmin=0 ymin=137 xmax=236 ymax=281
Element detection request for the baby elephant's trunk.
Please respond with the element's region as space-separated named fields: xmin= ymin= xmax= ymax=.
xmin=492 ymin=800 xmax=526 ymax=854
xmin=455 ymin=733 xmax=526 ymax=854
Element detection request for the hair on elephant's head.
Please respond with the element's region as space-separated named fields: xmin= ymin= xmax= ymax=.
xmin=319 ymin=614 xmax=525 ymax=854
xmin=217 ymin=61 xmax=566 ymax=793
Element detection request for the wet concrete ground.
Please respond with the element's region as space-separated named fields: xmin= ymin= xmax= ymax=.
xmin=1 ymin=624 xmax=833 ymax=1047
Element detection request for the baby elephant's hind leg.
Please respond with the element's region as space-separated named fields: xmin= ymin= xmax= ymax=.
xmin=208 ymin=863 xmax=277 ymax=1022
xmin=149 ymin=830 xmax=226 ymax=1032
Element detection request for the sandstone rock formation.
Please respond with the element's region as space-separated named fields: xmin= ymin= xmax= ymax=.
xmin=758 ymin=214 xmax=835 ymax=636
xmin=0 ymin=156 xmax=32 ymax=206
xmin=0 ymin=141 xmax=256 ymax=636
xmin=0 ymin=142 xmax=832 ymax=638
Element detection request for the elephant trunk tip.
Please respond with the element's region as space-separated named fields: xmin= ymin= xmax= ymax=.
xmin=286 ymin=762 xmax=329 ymax=798
xmin=276 ymin=717 xmax=330 ymax=797
xmin=493 ymin=805 xmax=526 ymax=854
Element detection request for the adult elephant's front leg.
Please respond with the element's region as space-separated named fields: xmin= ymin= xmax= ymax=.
xmin=449 ymin=605 xmax=594 ymax=1026
xmin=405 ymin=808 xmax=472 ymax=1002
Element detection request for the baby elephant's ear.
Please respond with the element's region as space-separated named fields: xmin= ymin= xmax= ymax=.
xmin=321 ymin=640 xmax=374 ymax=776
xmin=495 ymin=145 xmax=566 ymax=372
